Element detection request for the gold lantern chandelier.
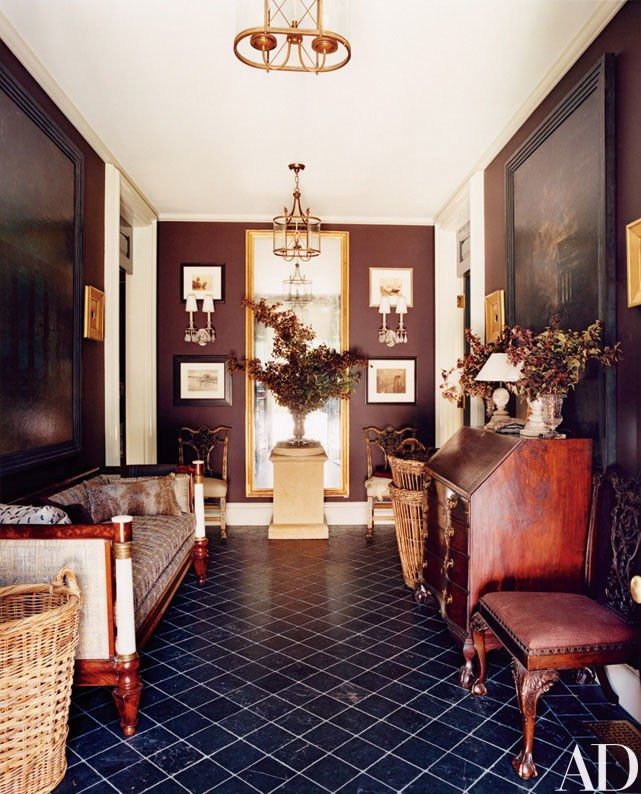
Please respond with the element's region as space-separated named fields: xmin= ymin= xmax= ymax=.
xmin=234 ymin=1 xmax=351 ymax=74
xmin=273 ymin=163 xmax=321 ymax=262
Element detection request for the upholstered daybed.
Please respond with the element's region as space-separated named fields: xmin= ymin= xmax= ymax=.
xmin=0 ymin=462 xmax=209 ymax=737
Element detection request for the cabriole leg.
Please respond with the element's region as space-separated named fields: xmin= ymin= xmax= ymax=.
xmin=459 ymin=634 xmax=477 ymax=689
xmin=470 ymin=613 xmax=489 ymax=696
xmin=511 ymin=660 xmax=559 ymax=780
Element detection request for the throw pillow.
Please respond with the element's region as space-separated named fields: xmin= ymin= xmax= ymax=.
xmin=87 ymin=476 xmax=181 ymax=524
xmin=0 ymin=504 xmax=71 ymax=525
xmin=40 ymin=498 xmax=94 ymax=524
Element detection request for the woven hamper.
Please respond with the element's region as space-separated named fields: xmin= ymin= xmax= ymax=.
xmin=388 ymin=439 xmax=435 ymax=491
xmin=0 ymin=568 xmax=81 ymax=794
xmin=389 ymin=484 xmax=427 ymax=590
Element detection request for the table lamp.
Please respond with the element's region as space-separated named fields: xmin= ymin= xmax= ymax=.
xmin=475 ymin=353 xmax=522 ymax=430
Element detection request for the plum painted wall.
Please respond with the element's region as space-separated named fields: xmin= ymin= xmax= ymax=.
xmin=0 ymin=39 xmax=105 ymax=500
xmin=157 ymin=222 xmax=435 ymax=502
xmin=484 ymin=0 xmax=641 ymax=476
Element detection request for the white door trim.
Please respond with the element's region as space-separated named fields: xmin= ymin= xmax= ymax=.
xmin=104 ymin=165 xmax=121 ymax=466
xmin=103 ymin=167 xmax=158 ymax=466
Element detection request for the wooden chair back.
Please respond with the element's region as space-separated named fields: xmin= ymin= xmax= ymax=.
xmin=585 ymin=470 xmax=640 ymax=625
xmin=363 ymin=425 xmax=418 ymax=478
xmin=178 ymin=426 xmax=231 ymax=481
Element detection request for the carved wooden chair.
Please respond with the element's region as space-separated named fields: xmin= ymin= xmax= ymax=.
xmin=468 ymin=471 xmax=640 ymax=780
xmin=178 ymin=425 xmax=231 ymax=540
xmin=363 ymin=425 xmax=418 ymax=541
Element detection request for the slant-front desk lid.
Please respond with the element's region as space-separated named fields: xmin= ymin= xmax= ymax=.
xmin=427 ymin=427 xmax=522 ymax=496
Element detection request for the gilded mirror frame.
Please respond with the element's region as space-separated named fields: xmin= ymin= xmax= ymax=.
xmin=245 ymin=229 xmax=350 ymax=497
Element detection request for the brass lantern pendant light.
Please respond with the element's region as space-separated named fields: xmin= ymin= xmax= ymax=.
xmin=234 ymin=1 xmax=351 ymax=74
xmin=273 ymin=163 xmax=321 ymax=262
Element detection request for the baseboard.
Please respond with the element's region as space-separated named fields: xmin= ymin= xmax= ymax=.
xmin=225 ymin=501 xmax=385 ymax=527
xmin=607 ymin=664 xmax=641 ymax=724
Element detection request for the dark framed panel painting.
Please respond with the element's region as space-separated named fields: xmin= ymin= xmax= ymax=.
xmin=506 ymin=55 xmax=615 ymax=468
xmin=0 ymin=64 xmax=83 ymax=474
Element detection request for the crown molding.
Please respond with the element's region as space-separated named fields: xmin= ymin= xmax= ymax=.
xmin=0 ymin=9 xmax=158 ymax=218
xmin=434 ymin=0 xmax=625 ymax=223
xmin=159 ymin=212 xmax=434 ymax=226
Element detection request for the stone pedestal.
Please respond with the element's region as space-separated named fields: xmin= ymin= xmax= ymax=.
xmin=269 ymin=443 xmax=329 ymax=539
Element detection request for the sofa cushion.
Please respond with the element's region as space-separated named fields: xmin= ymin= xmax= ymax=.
xmin=87 ymin=476 xmax=181 ymax=523
xmin=49 ymin=474 xmax=112 ymax=511
xmin=0 ymin=504 xmax=71 ymax=525
xmin=479 ymin=592 xmax=636 ymax=656
xmin=96 ymin=473 xmax=191 ymax=514
xmin=131 ymin=513 xmax=195 ymax=623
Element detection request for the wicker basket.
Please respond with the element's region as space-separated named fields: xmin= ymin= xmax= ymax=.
xmin=389 ymin=439 xmax=435 ymax=491
xmin=389 ymin=484 xmax=427 ymax=590
xmin=0 ymin=568 xmax=81 ymax=794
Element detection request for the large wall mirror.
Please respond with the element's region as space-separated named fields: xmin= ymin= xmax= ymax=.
xmin=245 ymin=230 xmax=349 ymax=497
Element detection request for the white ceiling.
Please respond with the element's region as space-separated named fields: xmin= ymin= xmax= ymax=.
xmin=0 ymin=0 xmax=606 ymax=222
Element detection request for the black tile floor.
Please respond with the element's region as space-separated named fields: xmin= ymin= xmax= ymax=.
xmin=56 ymin=527 xmax=635 ymax=794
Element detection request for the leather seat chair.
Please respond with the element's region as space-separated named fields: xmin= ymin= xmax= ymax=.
xmin=468 ymin=471 xmax=640 ymax=781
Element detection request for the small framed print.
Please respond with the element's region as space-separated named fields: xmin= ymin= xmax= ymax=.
xmin=369 ymin=267 xmax=413 ymax=308
xmin=181 ymin=263 xmax=225 ymax=302
xmin=626 ymin=217 xmax=641 ymax=307
xmin=173 ymin=356 xmax=232 ymax=406
xmin=367 ymin=358 xmax=416 ymax=404
xmin=484 ymin=289 xmax=505 ymax=342
xmin=83 ymin=285 xmax=105 ymax=341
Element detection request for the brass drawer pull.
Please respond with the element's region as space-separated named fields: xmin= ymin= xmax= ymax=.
xmin=446 ymin=494 xmax=459 ymax=511
xmin=441 ymin=588 xmax=453 ymax=605
xmin=446 ymin=526 xmax=455 ymax=538
xmin=441 ymin=557 xmax=454 ymax=574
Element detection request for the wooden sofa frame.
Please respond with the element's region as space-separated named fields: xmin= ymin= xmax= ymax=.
xmin=1 ymin=462 xmax=209 ymax=736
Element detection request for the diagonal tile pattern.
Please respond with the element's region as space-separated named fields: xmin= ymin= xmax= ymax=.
xmin=56 ymin=527 xmax=634 ymax=793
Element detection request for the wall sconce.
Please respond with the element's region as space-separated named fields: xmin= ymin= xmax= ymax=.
xmin=378 ymin=295 xmax=409 ymax=347
xmin=184 ymin=294 xmax=216 ymax=345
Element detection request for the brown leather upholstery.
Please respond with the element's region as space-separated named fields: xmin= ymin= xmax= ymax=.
xmin=479 ymin=591 xmax=636 ymax=656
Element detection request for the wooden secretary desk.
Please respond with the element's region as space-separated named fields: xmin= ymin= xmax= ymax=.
xmin=421 ymin=427 xmax=593 ymax=688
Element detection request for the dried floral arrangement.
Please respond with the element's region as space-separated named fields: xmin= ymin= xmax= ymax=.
xmin=441 ymin=327 xmax=512 ymax=404
xmin=228 ymin=298 xmax=366 ymax=421
xmin=506 ymin=317 xmax=620 ymax=401
xmin=441 ymin=317 xmax=620 ymax=404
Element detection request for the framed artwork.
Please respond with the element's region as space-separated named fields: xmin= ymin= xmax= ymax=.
xmin=369 ymin=267 xmax=413 ymax=308
xmin=181 ymin=263 xmax=225 ymax=302
xmin=506 ymin=54 xmax=615 ymax=467
xmin=367 ymin=358 xmax=416 ymax=404
xmin=484 ymin=289 xmax=505 ymax=343
xmin=0 ymin=63 xmax=83 ymax=475
xmin=626 ymin=217 xmax=641 ymax=308
xmin=84 ymin=285 xmax=105 ymax=341
xmin=173 ymin=356 xmax=232 ymax=406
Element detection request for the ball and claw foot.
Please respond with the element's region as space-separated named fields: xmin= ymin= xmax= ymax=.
xmin=513 ymin=751 xmax=538 ymax=780
xmin=458 ymin=664 xmax=475 ymax=690
xmin=413 ymin=584 xmax=432 ymax=605
xmin=471 ymin=678 xmax=487 ymax=697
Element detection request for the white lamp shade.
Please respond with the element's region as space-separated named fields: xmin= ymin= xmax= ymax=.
xmin=202 ymin=296 xmax=215 ymax=313
xmin=185 ymin=294 xmax=198 ymax=313
xmin=475 ymin=353 xmax=522 ymax=383
xmin=378 ymin=297 xmax=391 ymax=315
xmin=395 ymin=296 xmax=408 ymax=315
